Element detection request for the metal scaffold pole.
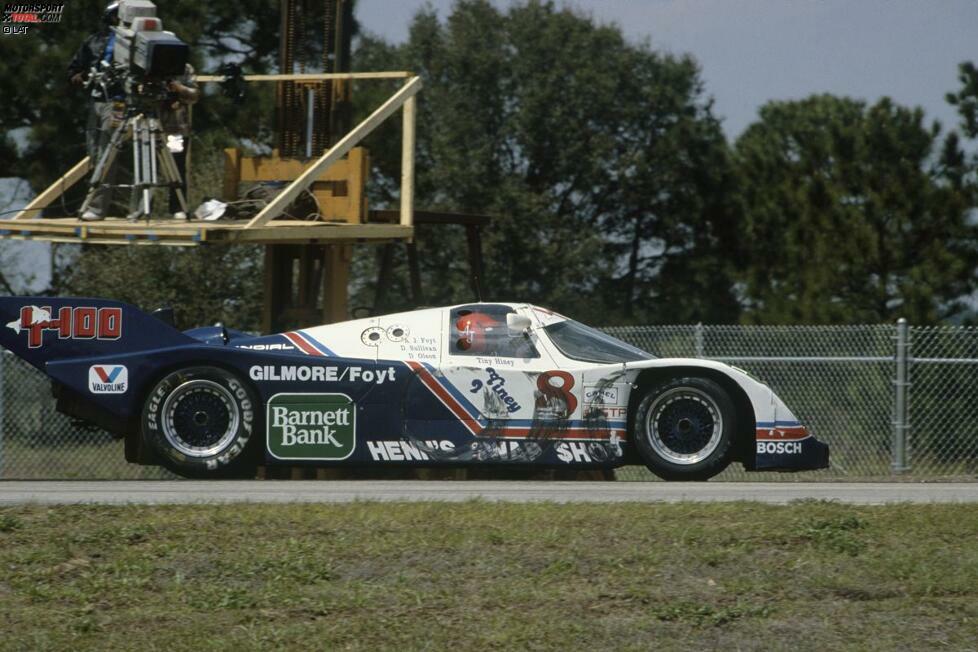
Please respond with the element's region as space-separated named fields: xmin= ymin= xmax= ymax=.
xmin=892 ymin=318 xmax=911 ymax=473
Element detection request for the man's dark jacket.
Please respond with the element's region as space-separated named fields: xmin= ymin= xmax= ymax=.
xmin=67 ymin=30 xmax=111 ymax=83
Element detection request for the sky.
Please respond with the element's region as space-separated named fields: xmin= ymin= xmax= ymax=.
xmin=355 ymin=0 xmax=978 ymax=139
xmin=3 ymin=0 xmax=977 ymax=293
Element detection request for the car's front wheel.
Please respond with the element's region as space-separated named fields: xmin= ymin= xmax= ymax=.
xmin=141 ymin=366 xmax=259 ymax=478
xmin=633 ymin=376 xmax=736 ymax=481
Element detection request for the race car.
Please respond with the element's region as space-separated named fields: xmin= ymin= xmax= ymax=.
xmin=0 ymin=297 xmax=829 ymax=480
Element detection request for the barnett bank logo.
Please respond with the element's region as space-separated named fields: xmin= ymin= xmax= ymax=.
xmin=89 ymin=365 xmax=128 ymax=394
xmin=266 ymin=393 xmax=356 ymax=461
xmin=2 ymin=2 xmax=63 ymax=34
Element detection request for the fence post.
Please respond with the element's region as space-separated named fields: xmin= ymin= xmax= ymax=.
xmin=0 ymin=352 xmax=5 ymax=478
xmin=892 ymin=318 xmax=910 ymax=473
xmin=694 ymin=322 xmax=704 ymax=358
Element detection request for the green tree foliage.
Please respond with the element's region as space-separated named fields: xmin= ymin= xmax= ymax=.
xmin=0 ymin=0 xmax=280 ymax=191
xmin=56 ymin=245 xmax=264 ymax=331
xmin=4 ymin=0 xmax=977 ymax=330
xmin=0 ymin=1 xmax=281 ymax=328
xmin=946 ymin=62 xmax=978 ymax=141
xmin=734 ymin=94 xmax=977 ymax=324
xmin=352 ymin=0 xmax=740 ymax=324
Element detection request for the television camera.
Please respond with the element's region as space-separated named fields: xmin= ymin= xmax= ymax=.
xmin=80 ymin=0 xmax=192 ymax=220
xmin=88 ymin=0 xmax=189 ymax=102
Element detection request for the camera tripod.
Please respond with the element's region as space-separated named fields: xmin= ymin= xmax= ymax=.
xmin=80 ymin=110 xmax=188 ymax=221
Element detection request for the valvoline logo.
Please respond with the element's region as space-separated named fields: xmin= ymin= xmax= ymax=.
xmin=88 ymin=365 xmax=128 ymax=394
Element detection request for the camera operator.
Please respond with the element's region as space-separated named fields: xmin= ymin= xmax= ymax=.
xmin=68 ymin=2 xmax=123 ymax=220
xmin=160 ymin=65 xmax=199 ymax=220
xmin=70 ymin=0 xmax=197 ymax=221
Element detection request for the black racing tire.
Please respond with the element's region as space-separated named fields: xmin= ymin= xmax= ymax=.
xmin=141 ymin=366 xmax=259 ymax=478
xmin=632 ymin=376 xmax=737 ymax=481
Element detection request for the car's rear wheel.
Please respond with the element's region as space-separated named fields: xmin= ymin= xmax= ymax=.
xmin=633 ymin=376 xmax=736 ymax=481
xmin=141 ymin=366 xmax=259 ymax=478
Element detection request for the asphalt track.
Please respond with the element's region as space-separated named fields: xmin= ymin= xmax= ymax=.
xmin=1 ymin=481 xmax=977 ymax=505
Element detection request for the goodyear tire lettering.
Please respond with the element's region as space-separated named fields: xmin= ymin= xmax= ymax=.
xmin=140 ymin=366 xmax=260 ymax=478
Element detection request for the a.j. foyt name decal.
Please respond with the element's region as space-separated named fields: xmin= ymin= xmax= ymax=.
xmin=249 ymin=365 xmax=396 ymax=384
xmin=6 ymin=305 xmax=122 ymax=348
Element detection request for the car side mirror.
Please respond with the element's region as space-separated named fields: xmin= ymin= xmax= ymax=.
xmin=506 ymin=313 xmax=532 ymax=336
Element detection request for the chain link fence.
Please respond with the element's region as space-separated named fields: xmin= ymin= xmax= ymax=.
xmin=608 ymin=322 xmax=978 ymax=480
xmin=1 ymin=322 xmax=976 ymax=479
xmin=0 ymin=353 xmax=172 ymax=480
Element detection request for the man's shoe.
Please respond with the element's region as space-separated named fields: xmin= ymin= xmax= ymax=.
xmin=80 ymin=210 xmax=103 ymax=221
xmin=172 ymin=211 xmax=188 ymax=221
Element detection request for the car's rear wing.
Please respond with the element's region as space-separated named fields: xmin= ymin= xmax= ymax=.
xmin=0 ymin=296 xmax=194 ymax=372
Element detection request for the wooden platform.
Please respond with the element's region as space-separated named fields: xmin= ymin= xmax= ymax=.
xmin=0 ymin=217 xmax=413 ymax=246
xmin=3 ymin=73 xmax=422 ymax=249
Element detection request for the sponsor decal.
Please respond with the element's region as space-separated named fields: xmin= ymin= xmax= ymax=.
xmin=584 ymin=385 xmax=619 ymax=405
xmin=556 ymin=436 xmax=623 ymax=463
xmin=88 ymin=364 xmax=128 ymax=394
xmin=407 ymin=362 xmax=621 ymax=440
xmin=755 ymin=423 xmax=809 ymax=441
xmin=367 ymin=439 xmax=455 ymax=461
xmin=470 ymin=439 xmax=542 ymax=462
xmin=236 ymin=343 xmax=296 ymax=351
xmin=584 ymin=405 xmax=627 ymax=419
xmin=6 ymin=305 xmax=122 ymax=349
xmin=249 ymin=365 xmax=396 ymax=385
xmin=266 ymin=393 xmax=356 ymax=461
xmin=557 ymin=441 xmax=593 ymax=463
xmin=757 ymin=441 xmax=803 ymax=455
xmin=468 ymin=367 xmax=522 ymax=414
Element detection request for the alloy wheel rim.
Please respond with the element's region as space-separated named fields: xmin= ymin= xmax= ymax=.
xmin=161 ymin=379 xmax=239 ymax=457
xmin=646 ymin=387 xmax=723 ymax=465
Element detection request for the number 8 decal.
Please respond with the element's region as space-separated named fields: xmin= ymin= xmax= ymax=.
xmin=536 ymin=371 xmax=578 ymax=418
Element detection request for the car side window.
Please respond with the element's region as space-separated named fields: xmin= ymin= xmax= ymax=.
xmin=449 ymin=305 xmax=539 ymax=359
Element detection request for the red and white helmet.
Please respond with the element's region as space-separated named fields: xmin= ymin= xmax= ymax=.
xmin=455 ymin=312 xmax=501 ymax=353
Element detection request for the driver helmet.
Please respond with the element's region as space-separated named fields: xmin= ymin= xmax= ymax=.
xmin=455 ymin=311 xmax=502 ymax=353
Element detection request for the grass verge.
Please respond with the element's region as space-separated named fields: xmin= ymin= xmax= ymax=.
xmin=1 ymin=501 xmax=977 ymax=651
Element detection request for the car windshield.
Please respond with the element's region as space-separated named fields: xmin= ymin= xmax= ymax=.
xmin=543 ymin=319 xmax=653 ymax=363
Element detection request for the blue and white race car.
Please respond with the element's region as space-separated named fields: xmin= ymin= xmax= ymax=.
xmin=0 ymin=297 xmax=828 ymax=479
